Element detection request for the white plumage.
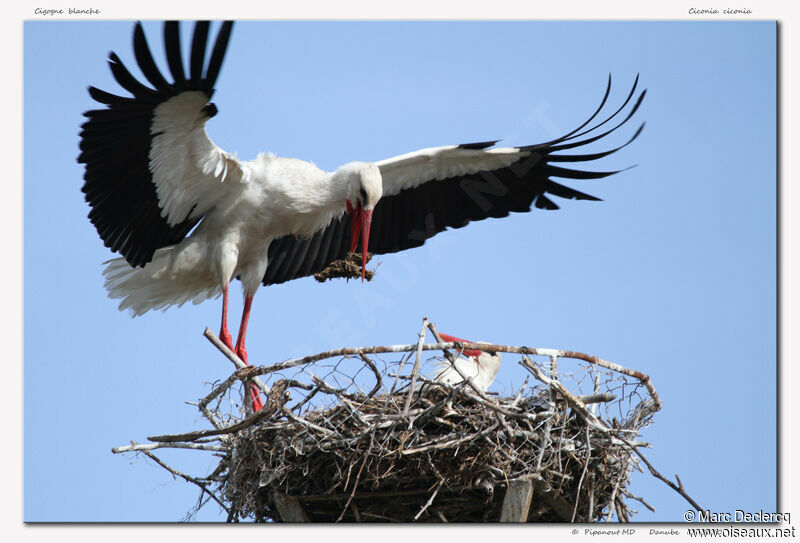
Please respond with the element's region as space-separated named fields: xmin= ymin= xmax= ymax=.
xmin=375 ymin=145 xmax=529 ymax=196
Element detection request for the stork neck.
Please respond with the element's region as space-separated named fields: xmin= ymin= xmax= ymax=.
xmin=328 ymin=171 xmax=354 ymax=206
xmin=330 ymin=162 xmax=373 ymax=206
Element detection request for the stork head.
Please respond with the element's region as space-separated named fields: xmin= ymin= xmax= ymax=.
xmin=344 ymin=163 xmax=383 ymax=281
xmin=438 ymin=333 xmax=486 ymax=361
xmin=440 ymin=332 xmax=501 ymax=363
xmin=438 ymin=332 xmax=502 ymax=392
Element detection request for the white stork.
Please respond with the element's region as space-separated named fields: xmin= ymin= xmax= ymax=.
xmin=434 ymin=333 xmax=502 ymax=394
xmin=78 ymin=21 xmax=645 ymax=412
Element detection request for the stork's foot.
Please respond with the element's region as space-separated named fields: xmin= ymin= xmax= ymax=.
xmin=219 ymin=328 xmax=234 ymax=351
xmin=235 ymin=345 xmax=248 ymax=364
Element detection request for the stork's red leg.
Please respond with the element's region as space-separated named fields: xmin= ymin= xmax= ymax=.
xmin=234 ymin=294 xmax=253 ymax=362
xmin=234 ymin=295 xmax=264 ymax=412
xmin=246 ymin=385 xmax=264 ymax=412
xmin=219 ymin=284 xmax=234 ymax=350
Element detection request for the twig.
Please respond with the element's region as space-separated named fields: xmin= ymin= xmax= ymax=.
xmin=111 ymin=441 xmax=228 ymax=454
xmin=299 ymin=488 xmax=432 ymax=502
xmin=622 ymin=489 xmax=656 ymax=513
xmin=520 ymin=357 xmax=610 ymax=433
xmin=401 ymin=422 xmax=501 ymax=455
xmin=281 ymin=405 xmax=334 ymax=437
xmin=614 ymin=432 xmax=703 ymax=511
xmin=139 ymin=448 xmax=230 ymax=515
xmin=605 ymin=480 xmax=622 ymax=523
xmin=403 ymin=317 xmax=429 ymax=418
xmin=198 ymin=404 xmax=226 ymax=430
xmin=577 ymin=393 xmax=617 ymax=405
xmin=147 ymin=414 xmax=266 ymax=443
xmin=510 ymin=375 xmax=530 ymax=408
xmin=358 ymin=353 xmax=382 ymax=397
xmin=414 ymin=479 xmax=444 ymax=521
xmin=350 ymin=502 xmax=361 ymax=522
xmin=571 ymin=425 xmax=592 ymax=522
xmin=149 ymin=381 xmax=290 ymax=443
xmin=530 ymin=357 xmax=554 ymax=474
xmin=615 ymin=499 xmax=629 ymax=523
xmin=336 ymin=449 xmax=368 ymax=522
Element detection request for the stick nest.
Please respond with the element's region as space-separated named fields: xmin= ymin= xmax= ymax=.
xmin=115 ymin=322 xmax=670 ymax=523
xmin=226 ymin=385 xmax=652 ymax=523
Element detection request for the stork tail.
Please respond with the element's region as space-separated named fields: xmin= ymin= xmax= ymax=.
xmin=103 ymin=245 xmax=219 ymax=316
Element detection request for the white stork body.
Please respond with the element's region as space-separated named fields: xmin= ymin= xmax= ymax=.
xmin=434 ymin=334 xmax=502 ymax=394
xmin=79 ymin=21 xmax=644 ymax=411
xmin=103 ymin=153 xmax=373 ymax=315
xmin=435 ymin=351 xmax=502 ymax=394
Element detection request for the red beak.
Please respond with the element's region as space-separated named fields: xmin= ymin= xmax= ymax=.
xmin=360 ymin=209 xmax=372 ymax=282
xmin=348 ymin=200 xmax=361 ymax=253
xmin=347 ymin=201 xmax=373 ymax=282
xmin=438 ymin=333 xmax=482 ymax=359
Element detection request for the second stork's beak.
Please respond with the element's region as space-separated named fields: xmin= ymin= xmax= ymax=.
xmin=347 ymin=200 xmax=373 ymax=282
xmin=438 ymin=333 xmax=482 ymax=359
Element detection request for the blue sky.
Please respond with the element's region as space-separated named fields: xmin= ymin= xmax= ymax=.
xmin=22 ymin=19 xmax=776 ymax=524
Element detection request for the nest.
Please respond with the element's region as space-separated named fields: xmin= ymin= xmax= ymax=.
xmin=115 ymin=321 xmax=669 ymax=523
xmin=225 ymin=387 xmax=652 ymax=522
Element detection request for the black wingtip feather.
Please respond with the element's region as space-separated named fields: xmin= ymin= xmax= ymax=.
xmin=204 ymin=21 xmax=234 ymax=93
xmin=132 ymin=22 xmax=171 ymax=93
xmin=189 ymin=22 xmax=211 ymax=85
xmin=164 ymin=21 xmax=187 ymax=90
xmin=108 ymin=51 xmax=159 ymax=101
xmin=561 ymin=75 xmax=640 ymax=143
xmin=548 ymin=121 xmax=645 ymax=163
xmin=534 ymin=194 xmax=560 ymax=210
xmin=86 ymin=85 xmax=132 ymax=105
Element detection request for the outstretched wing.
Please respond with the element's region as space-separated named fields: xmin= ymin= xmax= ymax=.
xmin=78 ymin=21 xmax=244 ymax=267
xmin=262 ymin=75 xmax=645 ymax=286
